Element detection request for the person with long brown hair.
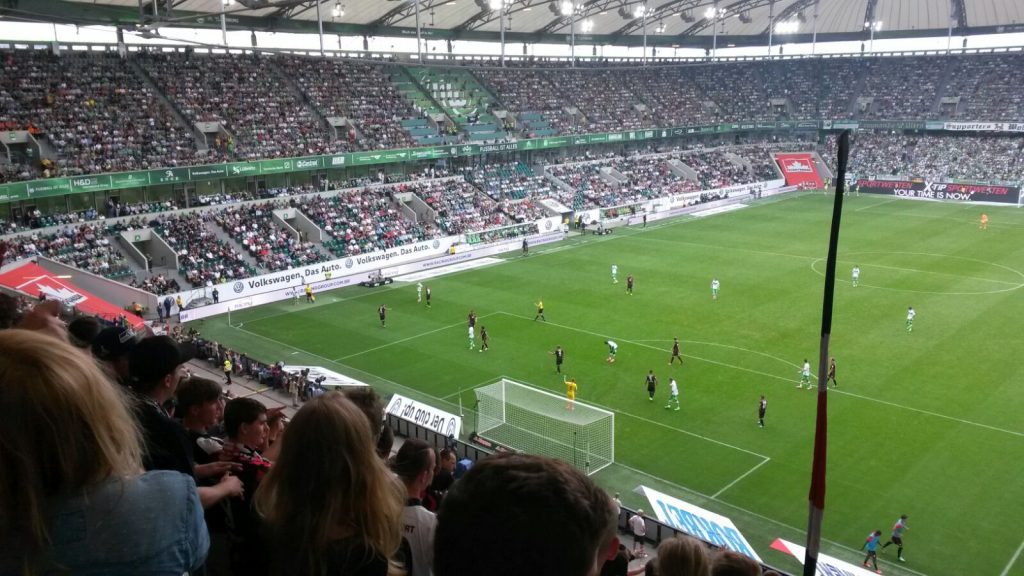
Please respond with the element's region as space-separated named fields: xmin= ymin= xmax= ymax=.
xmin=0 ymin=329 xmax=208 ymax=574
xmin=655 ymin=534 xmax=711 ymax=576
xmin=254 ymin=392 xmax=405 ymax=576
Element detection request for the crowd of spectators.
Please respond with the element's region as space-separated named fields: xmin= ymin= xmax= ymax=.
xmin=0 ymin=50 xmax=200 ymax=177
xmin=832 ymin=133 xmax=1024 ymax=182
xmin=1 ymin=51 xmax=1023 ymax=184
xmin=137 ymin=52 xmax=330 ymax=160
xmin=944 ymin=53 xmax=1024 ymax=120
xmin=298 ymin=190 xmax=430 ymax=257
xmin=1 ymin=222 xmax=133 ymax=279
xmin=856 ymin=57 xmax=940 ymax=120
xmin=153 ymin=212 xmax=256 ymax=287
xmin=405 ymin=180 xmax=511 ymax=235
xmin=213 ymin=201 xmax=327 ymax=272
xmin=284 ymin=56 xmax=418 ymax=151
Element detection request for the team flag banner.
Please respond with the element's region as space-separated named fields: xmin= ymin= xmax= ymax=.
xmin=386 ymin=393 xmax=463 ymax=439
xmin=0 ymin=263 xmax=145 ymax=328
xmin=774 ymin=153 xmax=824 ymax=190
xmin=770 ymin=538 xmax=880 ymax=576
xmin=855 ymin=178 xmax=1021 ymax=204
xmin=640 ymin=486 xmax=762 ymax=562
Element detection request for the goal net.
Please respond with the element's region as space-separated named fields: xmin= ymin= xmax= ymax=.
xmin=474 ymin=378 xmax=615 ymax=475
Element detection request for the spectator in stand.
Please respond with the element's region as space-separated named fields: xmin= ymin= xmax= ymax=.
xmin=67 ymin=315 xmax=102 ymax=349
xmin=220 ymin=397 xmax=279 ymax=575
xmin=0 ymin=330 xmax=209 ymax=574
xmin=128 ymin=335 xmax=243 ymax=507
xmin=435 ymin=453 xmax=619 ymax=576
xmin=655 ymin=535 xmax=711 ymax=576
xmin=92 ymin=325 xmax=140 ymax=386
xmin=254 ymin=393 xmax=406 ymax=576
xmin=709 ymin=550 xmax=760 ymax=576
xmin=392 ymin=438 xmax=438 ymax=576
xmin=425 ymin=448 xmax=458 ymax=512
xmin=176 ymin=376 xmax=238 ymax=575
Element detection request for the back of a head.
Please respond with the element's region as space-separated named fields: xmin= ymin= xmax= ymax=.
xmin=254 ymin=392 xmax=403 ymax=574
xmin=344 ymin=387 xmax=384 ymax=442
xmin=391 ymin=437 xmax=434 ymax=486
xmin=435 ymin=453 xmax=616 ymax=576
xmin=67 ymin=316 xmax=102 ymax=349
xmin=655 ymin=535 xmax=711 ymax=576
xmin=710 ymin=550 xmax=760 ymax=576
xmin=0 ymin=329 xmax=142 ymax=567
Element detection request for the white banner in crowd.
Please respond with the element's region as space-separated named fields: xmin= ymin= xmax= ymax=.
xmin=769 ymin=538 xmax=881 ymax=576
xmin=943 ymin=121 xmax=1024 ymax=133
xmin=386 ymin=393 xmax=462 ymax=438
xmin=641 ymin=486 xmax=763 ymax=562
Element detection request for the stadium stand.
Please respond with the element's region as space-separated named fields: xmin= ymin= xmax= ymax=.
xmin=152 ymin=212 xmax=257 ymax=287
xmin=0 ymin=50 xmax=200 ymax=177
xmin=213 ymin=202 xmax=328 ymax=272
xmin=283 ymin=56 xmax=418 ymax=151
xmin=833 ymin=133 xmax=1024 ymax=182
xmin=136 ymin=51 xmax=330 ymax=160
xmin=297 ymin=190 xmax=430 ymax=257
xmin=2 ymin=223 xmax=133 ymax=280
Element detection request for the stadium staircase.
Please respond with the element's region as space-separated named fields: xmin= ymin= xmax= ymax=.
xmin=127 ymin=58 xmax=205 ymax=155
xmin=389 ymin=67 xmax=453 ymax=146
xmin=405 ymin=67 xmax=508 ymax=142
xmin=929 ymin=57 xmax=959 ymax=118
xmin=206 ymin=224 xmax=262 ymax=272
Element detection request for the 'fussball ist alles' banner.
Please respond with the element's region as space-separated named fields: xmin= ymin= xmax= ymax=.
xmin=774 ymin=153 xmax=824 ymax=189
xmin=856 ymin=179 xmax=1021 ymax=204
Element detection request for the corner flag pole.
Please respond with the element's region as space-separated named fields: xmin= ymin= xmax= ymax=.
xmin=803 ymin=130 xmax=850 ymax=576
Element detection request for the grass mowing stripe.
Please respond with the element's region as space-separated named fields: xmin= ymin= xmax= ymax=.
xmin=333 ymin=312 xmax=500 ymax=361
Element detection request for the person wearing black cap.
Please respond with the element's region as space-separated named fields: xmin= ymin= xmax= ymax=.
xmin=129 ymin=336 xmax=243 ymax=510
xmin=92 ymin=326 xmax=140 ymax=386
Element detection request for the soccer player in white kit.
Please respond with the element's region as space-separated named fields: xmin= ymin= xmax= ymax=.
xmin=906 ymin=307 xmax=915 ymax=332
xmin=852 ymin=265 xmax=860 ymax=287
xmin=665 ymin=378 xmax=680 ymax=411
xmin=468 ymin=325 xmax=475 ymax=349
xmin=797 ymin=359 xmax=812 ymax=389
xmin=711 ymin=278 xmax=720 ymax=300
xmin=611 ymin=264 xmax=618 ymax=284
xmin=417 ymin=282 xmax=423 ymax=302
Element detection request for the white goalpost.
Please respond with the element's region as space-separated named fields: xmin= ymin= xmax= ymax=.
xmin=473 ymin=378 xmax=615 ymax=475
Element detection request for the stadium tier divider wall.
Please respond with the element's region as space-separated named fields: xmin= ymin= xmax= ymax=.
xmin=3 ymin=119 xmax=1023 ymax=204
xmin=383 ymin=410 xmax=794 ymax=576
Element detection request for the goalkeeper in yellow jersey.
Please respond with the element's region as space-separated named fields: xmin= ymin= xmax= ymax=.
xmin=564 ymin=375 xmax=578 ymax=411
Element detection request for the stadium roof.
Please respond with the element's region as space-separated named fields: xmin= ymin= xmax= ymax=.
xmin=8 ymin=0 xmax=1024 ymax=48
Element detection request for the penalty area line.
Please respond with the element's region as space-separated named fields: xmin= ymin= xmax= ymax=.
xmin=710 ymin=457 xmax=771 ymax=499
xmin=1001 ymin=537 xmax=1024 ymax=576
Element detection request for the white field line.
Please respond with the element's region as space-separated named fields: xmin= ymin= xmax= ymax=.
xmin=332 ymin=312 xmax=499 ymax=362
xmin=496 ymin=311 xmax=1024 ymax=438
xmin=711 ymin=457 xmax=772 ymax=499
xmin=1000 ymin=536 xmax=1024 ymax=576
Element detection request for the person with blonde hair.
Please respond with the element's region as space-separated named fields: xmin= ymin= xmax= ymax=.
xmin=255 ymin=392 xmax=405 ymax=576
xmin=0 ymin=329 xmax=208 ymax=574
xmin=655 ymin=534 xmax=711 ymax=576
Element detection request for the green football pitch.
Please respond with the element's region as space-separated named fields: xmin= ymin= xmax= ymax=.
xmin=195 ymin=192 xmax=1024 ymax=576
